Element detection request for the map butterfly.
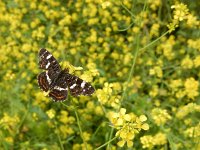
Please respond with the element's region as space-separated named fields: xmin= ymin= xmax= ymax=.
xmin=37 ymin=48 xmax=95 ymax=102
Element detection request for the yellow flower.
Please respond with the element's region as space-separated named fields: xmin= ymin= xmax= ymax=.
xmin=94 ymin=106 xmax=104 ymax=116
xmin=58 ymin=111 xmax=75 ymax=124
xmin=184 ymin=123 xmax=200 ymax=138
xmin=148 ymin=0 xmax=161 ymax=10
xmin=187 ymin=39 xmax=200 ymax=51
xmin=101 ymin=0 xmax=111 ymax=9
xmin=169 ymin=79 xmax=183 ymax=90
xmin=193 ymin=55 xmax=200 ymax=68
xmin=151 ymin=108 xmax=171 ymax=126
xmin=171 ymin=3 xmax=189 ymax=21
xmin=184 ymin=77 xmax=199 ymax=99
xmin=154 ymin=132 xmax=167 ymax=145
xmin=140 ymin=135 xmax=154 ymax=149
xmin=110 ymin=109 xmax=149 ymax=148
xmin=78 ymin=71 xmax=91 ymax=82
xmin=59 ymin=125 xmax=74 ymax=138
xmin=86 ymin=62 xmax=99 ymax=77
xmin=116 ymin=124 xmax=135 ymax=148
xmin=150 ymin=23 xmax=160 ymax=37
xmin=161 ymin=36 xmax=175 ymax=59
xmin=140 ymin=132 xmax=167 ymax=149
xmin=46 ymin=109 xmax=56 ymax=119
xmin=186 ymin=14 xmax=200 ymax=27
xmin=58 ymin=13 xmax=72 ymax=26
xmin=82 ymin=132 xmax=91 ymax=142
xmin=149 ymin=85 xmax=159 ymax=97
xmin=32 ymin=113 xmax=38 ymax=121
xmin=139 ymin=115 xmax=147 ymax=122
xmin=111 ymin=108 xmax=131 ymax=126
xmin=0 ymin=113 xmax=20 ymax=133
xmin=176 ymin=103 xmax=200 ymax=119
xmin=167 ymin=3 xmax=189 ymax=32
xmin=96 ymin=89 xmax=109 ymax=104
xmin=181 ymin=56 xmax=193 ymax=69
xmin=149 ymin=66 xmax=163 ymax=78
xmin=5 ymin=137 xmax=14 ymax=144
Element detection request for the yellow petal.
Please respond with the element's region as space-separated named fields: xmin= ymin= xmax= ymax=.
xmin=127 ymin=132 xmax=135 ymax=140
xmin=127 ymin=140 xmax=133 ymax=147
xmin=117 ymin=118 xmax=124 ymax=126
xmin=139 ymin=115 xmax=147 ymax=122
xmin=120 ymin=108 xmax=126 ymax=115
xmin=124 ymin=114 xmax=131 ymax=121
xmin=142 ymin=123 xmax=149 ymax=130
xmin=117 ymin=140 xmax=125 ymax=147
xmin=120 ymin=131 xmax=127 ymax=139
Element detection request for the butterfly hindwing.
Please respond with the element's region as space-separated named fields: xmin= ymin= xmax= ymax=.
xmin=66 ymin=74 xmax=95 ymax=96
xmin=49 ymin=88 xmax=68 ymax=102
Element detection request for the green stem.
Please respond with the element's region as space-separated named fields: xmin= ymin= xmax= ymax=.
xmin=74 ymin=106 xmax=88 ymax=150
xmin=139 ymin=31 xmax=169 ymax=53
xmin=61 ymin=102 xmax=87 ymax=149
xmin=120 ymin=0 xmax=148 ymax=104
xmin=95 ymin=136 xmax=117 ymax=150
xmin=106 ymin=128 xmax=114 ymax=149
xmin=121 ymin=33 xmax=140 ymax=104
xmin=55 ymin=122 xmax=64 ymax=150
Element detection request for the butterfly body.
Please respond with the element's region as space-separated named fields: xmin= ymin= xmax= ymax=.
xmin=37 ymin=48 xmax=95 ymax=102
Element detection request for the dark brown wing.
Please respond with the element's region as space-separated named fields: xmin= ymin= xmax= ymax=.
xmin=37 ymin=72 xmax=50 ymax=92
xmin=65 ymin=73 xmax=95 ymax=96
xmin=38 ymin=48 xmax=61 ymax=73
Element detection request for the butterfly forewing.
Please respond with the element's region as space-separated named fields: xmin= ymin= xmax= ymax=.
xmin=39 ymin=48 xmax=61 ymax=72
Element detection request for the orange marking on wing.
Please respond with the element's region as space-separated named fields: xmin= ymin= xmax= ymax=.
xmin=49 ymin=92 xmax=66 ymax=100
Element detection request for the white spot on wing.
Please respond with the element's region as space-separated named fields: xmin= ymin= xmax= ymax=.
xmin=46 ymin=62 xmax=50 ymax=69
xmin=70 ymin=84 xmax=76 ymax=89
xmin=46 ymin=54 xmax=52 ymax=59
xmin=46 ymin=72 xmax=51 ymax=84
xmin=54 ymin=86 xmax=67 ymax=91
xmin=81 ymin=81 xmax=86 ymax=88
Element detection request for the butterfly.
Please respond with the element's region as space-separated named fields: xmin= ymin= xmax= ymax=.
xmin=37 ymin=48 xmax=95 ymax=102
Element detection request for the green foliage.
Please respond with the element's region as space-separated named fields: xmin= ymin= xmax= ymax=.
xmin=0 ymin=0 xmax=199 ymax=149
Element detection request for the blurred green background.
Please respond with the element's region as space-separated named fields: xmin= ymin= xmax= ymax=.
xmin=0 ymin=0 xmax=199 ymax=149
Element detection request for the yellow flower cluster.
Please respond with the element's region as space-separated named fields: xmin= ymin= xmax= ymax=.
xmin=169 ymin=77 xmax=199 ymax=100
xmin=96 ymin=82 xmax=122 ymax=109
xmin=0 ymin=113 xmax=20 ymax=145
xmin=140 ymin=132 xmax=167 ymax=149
xmin=57 ymin=110 xmax=75 ymax=138
xmin=167 ymin=3 xmax=196 ymax=32
xmin=46 ymin=109 xmax=56 ymax=119
xmin=176 ymin=103 xmax=200 ymax=119
xmin=0 ymin=113 xmax=20 ymax=133
xmin=151 ymin=108 xmax=171 ymax=126
xmin=0 ymin=0 xmax=199 ymax=149
xmin=184 ymin=77 xmax=199 ymax=99
xmin=181 ymin=56 xmax=193 ymax=69
xmin=109 ymin=108 xmax=149 ymax=148
xmin=184 ymin=123 xmax=200 ymax=138
xmin=171 ymin=3 xmax=189 ymax=21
